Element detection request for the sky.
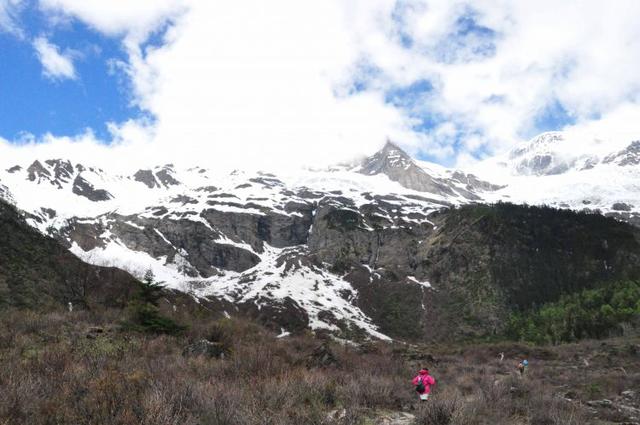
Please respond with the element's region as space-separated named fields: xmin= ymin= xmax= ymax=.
xmin=1 ymin=0 xmax=640 ymax=171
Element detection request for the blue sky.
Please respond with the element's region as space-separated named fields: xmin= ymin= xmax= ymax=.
xmin=0 ymin=6 xmax=142 ymax=141
xmin=0 ymin=1 xmax=639 ymax=169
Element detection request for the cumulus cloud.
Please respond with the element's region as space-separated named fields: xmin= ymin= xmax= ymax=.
xmin=3 ymin=0 xmax=640 ymax=169
xmin=121 ymin=1 xmax=428 ymax=169
xmin=33 ymin=36 xmax=77 ymax=81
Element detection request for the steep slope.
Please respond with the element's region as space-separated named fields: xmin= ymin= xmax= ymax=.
xmin=357 ymin=140 xmax=501 ymax=199
xmin=327 ymin=203 xmax=640 ymax=340
xmin=0 ymin=198 xmax=139 ymax=309
xmin=0 ymin=148 xmax=464 ymax=339
xmin=1 ymin=138 xmax=640 ymax=341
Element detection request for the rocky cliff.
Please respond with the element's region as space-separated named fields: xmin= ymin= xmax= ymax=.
xmin=1 ymin=139 xmax=639 ymax=341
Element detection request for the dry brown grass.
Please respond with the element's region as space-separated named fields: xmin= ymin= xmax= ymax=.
xmin=0 ymin=308 xmax=638 ymax=424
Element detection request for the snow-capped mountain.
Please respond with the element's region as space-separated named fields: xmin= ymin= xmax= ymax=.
xmin=505 ymin=131 xmax=585 ymax=175
xmin=1 ymin=133 xmax=639 ymax=339
xmin=356 ymin=141 xmax=503 ymax=199
xmin=603 ymin=140 xmax=640 ymax=167
xmin=0 ymin=149 xmax=475 ymax=338
xmin=473 ymin=132 xmax=640 ymax=224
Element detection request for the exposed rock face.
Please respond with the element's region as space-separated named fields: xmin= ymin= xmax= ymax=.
xmin=307 ymin=202 xmax=640 ymax=340
xmin=156 ymin=166 xmax=181 ymax=187
xmin=243 ymin=296 xmax=310 ymax=333
xmin=612 ymin=202 xmax=633 ymax=212
xmin=509 ymin=132 xmax=573 ymax=176
xmin=4 ymin=139 xmax=640 ymax=341
xmin=359 ymin=141 xmax=459 ymax=197
xmin=358 ymin=141 xmax=500 ymax=199
xmin=0 ymin=183 xmax=9 ymax=201
xmin=450 ymin=171 xmax=505 ymax=192
xmin=48 ymin=170 xmax=640 ymax=342
xmin=27 ymin=160 xmax=51 ymax=183
xmin=72 ymin=176 xmax=113 ymax=202
xmin=603 ymin=140 xmax=640 ymax=166
xmin=62 ymin=214 xmax=262 ymax=276
xmin=45 ymin=159 xmax=75 ymax=187
xmin=418 ymin=204 xmax=640 ymax=340
xmin=134 ymin=169 xmax=160 ymax=188
xmin=134 ymin=166 xmax=181 ymax=189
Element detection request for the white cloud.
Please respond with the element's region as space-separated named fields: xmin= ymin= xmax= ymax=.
xmin=3 ymin=0 xmax=640 ymax=169
xmin=121 ymin=1 xmax=429 ymax=169
xmin=32 ymin=36 xmax=77 ymax=81
xmin=0 ymin=0 xmax=24 ymax=36
xmin=38 ymin=0 xmax=185 ymax=42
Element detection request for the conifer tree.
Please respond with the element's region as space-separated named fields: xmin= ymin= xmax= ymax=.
xmin=128 ymin=268 xmax=185 ymax=334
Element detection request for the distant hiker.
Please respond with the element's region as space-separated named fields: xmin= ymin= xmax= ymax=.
xmin=517 ymin=361 xmax=525 ymax=376
xmin=523 ymin=359 xmax=529 ymax=373
xmin=412 ymin=368 xmax=436 ymax=401
xmin=67 ymin=302 xmax=73 ymax=313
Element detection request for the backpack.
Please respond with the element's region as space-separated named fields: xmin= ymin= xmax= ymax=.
xmin=415 ymin=376 xmax=426 ymax=393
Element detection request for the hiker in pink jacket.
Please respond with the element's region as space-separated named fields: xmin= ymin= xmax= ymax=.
xmin=412 ymin=368 xmax=436 ymax=401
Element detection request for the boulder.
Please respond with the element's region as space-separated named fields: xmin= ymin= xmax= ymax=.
xmin=307 ymin=343 xmax=337 ymax=367
xmin=86 ymin=326 xmax=105 ymax=339
xmin=183 ymin=339 xmax=228 ymax=359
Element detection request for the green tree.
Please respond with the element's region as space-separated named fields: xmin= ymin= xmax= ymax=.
xmin=127 ymin=269 xmax=185 ymax=335
xmin=505 ymin=280 xmax=640 ymax=344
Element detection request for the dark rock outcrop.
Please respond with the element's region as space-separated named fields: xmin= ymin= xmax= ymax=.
xmin=612 ymin=202 xmax=633 ymax=212
xmin=45 ymin=159 xmax=75 ymax=187
xmin=359 ymin=141 xmax=459 ymax=197
xmin=133 ymin=169 xmax=160 ymax=188
xmin=307 ymin=342 xmax=337 ymax=367
xmin=358 ymin=141 xmax=499 ymax=199
xmin=156 ymin=166 xmax=181 ymax=187
xmin=72 ymin=176 xmax=113 ymax=202
xmin=26 ymin=160 xmax=51 ymax=183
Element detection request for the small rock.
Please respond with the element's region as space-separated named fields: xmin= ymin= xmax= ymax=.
xmin=183 ymin=339 xmax=228 ymax=359
xmin=587 ymin=399 xmax=614 ymax=408
xmin=376 ymin=412 xmax=415 ymax=425
xmin=564 ymin=390 xmax=578 ymax=400
xmin=307 ymin=343 xmax=337 ymax=367
xmin=326 ymin=409 xmax=346 ymax=421
xmin=86 ymin=326 xmax=105 ymax=338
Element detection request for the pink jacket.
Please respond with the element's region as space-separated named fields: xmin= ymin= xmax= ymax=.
xmin=412 ymin=369 xmax=435 ymax=394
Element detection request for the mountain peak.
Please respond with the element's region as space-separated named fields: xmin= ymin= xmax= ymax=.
xmin=381 ymin=139 xmax=406 ymax=153
xmin=360 ymin=140 xmax=414 ymax=176
xmin=505 ymin=131 xmax=576 ymax=176
xmin=509 ymin=132 xmax=565 ymax=160
xmin=359 ymin=140 xmax=466 ymax=197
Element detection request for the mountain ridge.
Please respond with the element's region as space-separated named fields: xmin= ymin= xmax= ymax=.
xmin=1 ymin=133 xmax=639 ymax=340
